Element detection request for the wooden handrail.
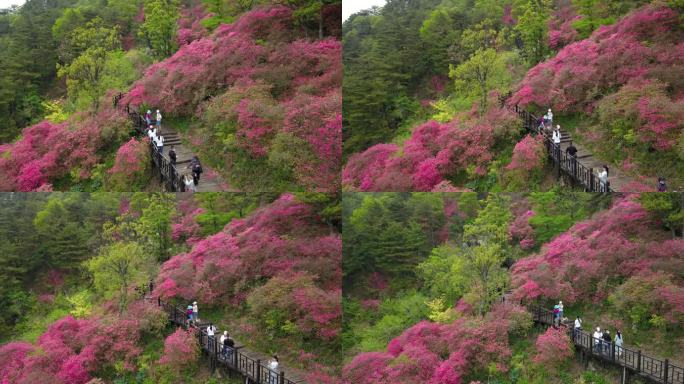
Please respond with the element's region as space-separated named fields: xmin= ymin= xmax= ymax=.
xmin=135 ymin=286 xmax=305 ymax=384
xmin=114 ymin=93 xmax=186 ymax=192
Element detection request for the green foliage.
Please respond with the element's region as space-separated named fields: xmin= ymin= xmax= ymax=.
xmin=139 ymin=0 xmax=180 ymax=59
xmin=639 ymin=193 xmax=684 ymax=238
xmin=134 ymin=193 xmax=176 ymax=261
xmin=450 ymin=48 xmax=509 ymax=113
xmin=527 ymin=192 xmax=606 ymax=244
xmin=85 ymin=241 xmax=155 ymax=313
xmin=514 ymin=0 xmax=552 ymax=64
xmin=66 ymin=289 xmax=94 ymax=318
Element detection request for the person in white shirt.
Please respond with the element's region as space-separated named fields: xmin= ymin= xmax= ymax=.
xmin=574 ymin=317 xmax=582 ymax=330
xmin=552 ymin=125 xmax=562 ymax=160
xmin=184 ymin=174 xmax=196 ymax=193
xmin=268 ymin=355 xmax=279 ymax=384
xmin=598 ymin=166 xmax=609 ymax=192
xmin=193 ymin=301 xmax=198 ymax=322
xmin=156 ymin=110 xmax=162 ymax=127
xmin=614 ymin=330 xmax=624 ymax=358
xmin=156 ymin=135 xmax=164 ymax=155
xmin=593 ymin=327 xmax=603 ymax=353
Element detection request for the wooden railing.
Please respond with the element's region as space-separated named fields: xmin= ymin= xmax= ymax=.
xmin=500 ymin=94 xmax=612 ymax=192
xmin=114 ymin=93 xmax=187 ymax=192
xmin=133 ymin=286 xmax=306 ymax=384
xmin=529 ymin=303 xmax=683 ymax=384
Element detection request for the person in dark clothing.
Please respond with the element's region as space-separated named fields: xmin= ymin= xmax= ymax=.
xmin=148 ymin=280 xmax=154 ymax=294
xmin=566 ymin=141 xmax=578 ymax=176
xmin=187 ymin=156 xmax=203 ymax=186
xmin=602 ymin=330 xmax=612 ymax=355
xmin=658 ymin=177 xmax=667 ymax=192
xmin=168 ymin=147 xmax=177 ymax=165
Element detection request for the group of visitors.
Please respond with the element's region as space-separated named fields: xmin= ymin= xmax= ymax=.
xmin=198 ymin=314 xmax=280 ymax=384
xmin=146 ymin=125 xmax=165 ymax=155
xmin=145 ymin=109 xmax=162 ymax=127
xmin=590 ymin=327 xmax=624 ymax=357
xmin=186 ymin=301 xmax=199 ymax=323
xmin=565 ymin=307 xmax=625 ymax=359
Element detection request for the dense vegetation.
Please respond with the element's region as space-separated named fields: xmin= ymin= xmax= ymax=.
xmin=0 ymin=192 xmax=341 ymax=383
xmin=341 ymin=192 xmax=684 ymax=383
xmin=343 ymin=0 xmax=684 ymax=191
xmin=0 ymin=0 xmax=341 ymax=191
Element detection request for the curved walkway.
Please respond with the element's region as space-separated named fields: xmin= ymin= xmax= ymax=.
xmin=115 ymin=93 xmax=230 ymax=192
xmin=502 ymin=97 xmax=637 ymax=192
xmin=528 ymin=303 xmax=683 ymax=384
xmin=135 ymin=287 xmax=307 ymax=384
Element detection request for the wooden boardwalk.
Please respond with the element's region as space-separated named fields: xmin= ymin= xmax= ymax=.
xmin=141 ymin=291 xmax=307 ymax=384
xmin=504 ymin=97 xmax=637 ymax=192
xmin=526 ymin=302 xmax=684 ymax=384
xmin=115 ymin=93 xmax=230 ymax=192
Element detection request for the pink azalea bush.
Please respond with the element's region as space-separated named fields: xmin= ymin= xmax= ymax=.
xmin=511 ymin=5 xmax=684 ymax=113
xmin=533 ymin=327 xmax=573 ymax=367
xmin=510 ymin=196 xmax=684 ymax=326
xmin=547 ymin=5 xmax=582 ymax=50
xmin=343 ymin=302 xmax=529 ymax=384
xmin=343 ymin=106 xmax=520 ymax=191
xmin=107 ymin=137 xmax=150 ymax=190
xmin=505 ymin=134 xmax=546 ymax=188
xmin=171 ymin=198 xmax=204 ymax=246
xmin=154 ymin=194 xmax=341 ymax=365
xmin=0 ymin=299 xmax=166 ymax=384
xmin=158 ymin=328 xmax=199 ymax=371
xmin=0 ymin=95 xmax=130 ymax=191
xmin=121 ymin=6 xmax=342 ymax=191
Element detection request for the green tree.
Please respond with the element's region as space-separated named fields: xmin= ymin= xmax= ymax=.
xmin=450 ymin=48 xmax=505 ymax=113
xmin=640 ymin=193 xmax=684 ymax=238
xmin=33 ymin=198 xmax=90 ymax=270
xmin=139 ymin=0 xmax=180 ymax=59
xmin=135 ymin=193 xmax=176 ymax=261
xmin=514 ymin=0 xmax=551 ymax=64
xmin=85 ymin=242 xmax=155 ymax=313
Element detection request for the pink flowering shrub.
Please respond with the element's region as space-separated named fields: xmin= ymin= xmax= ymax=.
xmin=343 ymin=106 xmax=520 ymax=191
xmin=121 ymin=6 xmax=342 ymax=191
xmin=533 ymin=327 xmax=573 ymax=367
xmin=505 ymin=134 xmax=546 ymax=188
xmin=548 ymin=5 xmax=582 ymax=50
xmin=158 ymin=328 xmax=199 ymax=371
xmin=0 ymin=93 xmax=131 ymax=191
xmin=511 ymin=5 xmax=683 ymax=113
xmin=107 ymin=137 xmax=150 ymax=190
xmin=509 ymin=201 xmax=536 ymax=250
xmin=511 ymin=197 xmax=684 ymax=314
xmin=171 ymin=198 xmax=204 ymax=246
xmin=343 ymin=302 xmax=532 ymax=384
xmin=0 ymin=303 xmax=162 ymax=384
xmin=154 ymin=195 xmax=341 ymax=359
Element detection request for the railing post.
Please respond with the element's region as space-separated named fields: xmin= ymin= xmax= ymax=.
xmin=611 ymin=341 xmax=616 ymax=361
xmin=256 ymin=359 xmax=261 ymax=383
xmin=589 ymin=168 xmax=594 ymax=192
xmin=157 ymin=297 xmax=161 ymax=307
xmin=663 ymin=359 xmax=669 ymax=382
xmin=280 ymin=371 xmax=285 ymax=384
xmin=637 ymin=350 xmax=642 ymax=373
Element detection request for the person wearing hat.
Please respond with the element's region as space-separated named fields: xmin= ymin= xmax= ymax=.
xmin=145 ymin=110 xmax=152 ymax=125
xmin=186 ymin=305 xmax=193 ymax=323
xmin=192 ymin=301 xmax=199 ymax=323
xmin=156 ymin=109 xmax=162 ymax=127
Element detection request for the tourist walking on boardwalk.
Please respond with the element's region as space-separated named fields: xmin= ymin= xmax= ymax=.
xmin=268 ymin=355 xmax=279 ymax=384
xmin=566 ymin=141 xmax=578 ymax=175
xmin=184 ymin=174 xmax=196 ymax=193
xmin=207 ymin=323 xmax=216 ymax=350
xmin=193 ymin=301 xmax=199 ymax=322
xmin=614 ymin=330 xmax=623 ymax=357
xmin=553 ymin=304 xmax=560 ymax=327
xmin=156 ymin=110 xmax=162 ymax=127
xmin=598 ymin=166 xmax=609 ymax=192
xmin=558 ymin=301 xmax=564 ymax=320
xmin=573 ymin=316 xmax=582 ymax=341
xmin=188 ymin=156 xmax=203 ymax=186
xmin=169 ymin=146 xmax=177 ymax=165
xmin=145 ymin=110 xmax=152 ymax=125
xmin=552 ymin=125 xmax=562 ymax=158
xmin=658 ymin=177 xmax=667 ymax=192
xmin=187 ymin=305 xmax=193 ymax=323
xmin=147 ymin=125 xmax=154 ymax=140
xmin=156 ymin=135 xmax=164 ymax=155
xmin=593 ymin=327 xmax=602 ymax=353
xmin=543 ymin=108 xmax=553 ymax=132
xmin=602 ymin=329 xmax=612 ymax=355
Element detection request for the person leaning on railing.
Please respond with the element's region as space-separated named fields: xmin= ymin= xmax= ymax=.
xmin=566 ymin=141 xmax=578 ymax=176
